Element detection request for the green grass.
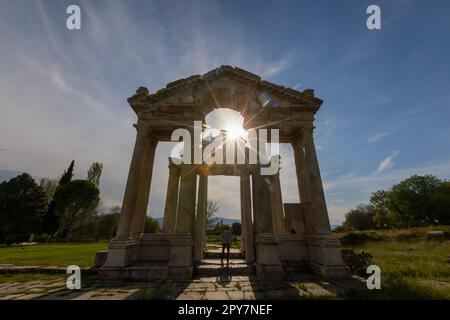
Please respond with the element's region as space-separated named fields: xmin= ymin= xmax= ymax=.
xmin=345 ymin=240 xmax=450 ymax=299
xmin=0 ymin=273 xmax=63 ymax=284
xmin=0 ymin=241 xmax=108 ymax=268
xmin=206 ymin=235 xmax=241 ymax=249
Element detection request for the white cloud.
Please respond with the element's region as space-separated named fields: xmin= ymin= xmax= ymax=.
xmin=375 ymin=150 xmax=399 ymax=174
xmin=367 ymin=130 xmax=394 ymax=143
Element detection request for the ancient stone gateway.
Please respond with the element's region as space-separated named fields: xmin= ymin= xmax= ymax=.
xmin=97 ymin=65 xmax=350 ymax=281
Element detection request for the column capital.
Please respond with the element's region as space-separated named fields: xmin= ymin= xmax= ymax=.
xmin=291 ymin=125 xmax=315 ymax=150
xmin=134 ymin=122 xmax=157 ymax=141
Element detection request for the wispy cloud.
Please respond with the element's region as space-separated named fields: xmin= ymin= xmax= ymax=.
xmin=367 ymin=130 xmax=394 ymax=143
xmin=366 ymin=109 xmax=421 ymax=143
xmin=375 ymin=150 xmax=399 ymax=174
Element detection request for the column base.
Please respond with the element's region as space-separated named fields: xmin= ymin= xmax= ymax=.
xmin=255 ymin=233 xmax=285 ymax=281
xmin=98 ymin=233 xmax=194 ymax=280
xmin=309 ymin=262 xmax=350 ymax=279
xmin=102 ymin=239 xmax=138 ymax=268
xmin=306 ymin=233 xmax=350 ymax=279
xmin=168 ymin=233 xmax=194 ymax=269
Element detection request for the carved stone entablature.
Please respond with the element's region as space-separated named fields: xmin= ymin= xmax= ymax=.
xmin=127 ymin=66 xmax=323 ymax=121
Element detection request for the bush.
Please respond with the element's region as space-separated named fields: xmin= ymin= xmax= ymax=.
xmin=342 ymin=249 xmax=373 ymax=276
xmin=340 ymin=231 xmax=383 ymax=246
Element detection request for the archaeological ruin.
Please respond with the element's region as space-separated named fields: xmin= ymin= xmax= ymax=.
xmin=96 ymin=65 xmax=350 ymax=281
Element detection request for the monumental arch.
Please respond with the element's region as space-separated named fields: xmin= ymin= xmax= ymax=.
xmin=97 ymin=65 xmax=350 ymax=280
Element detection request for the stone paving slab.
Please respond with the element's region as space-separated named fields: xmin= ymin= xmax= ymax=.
xmin=0 ymin=273 xmax=366 ymax=300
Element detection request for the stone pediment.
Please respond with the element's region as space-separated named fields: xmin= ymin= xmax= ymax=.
xmin=128 ymin=65 xmax=322 ymax=117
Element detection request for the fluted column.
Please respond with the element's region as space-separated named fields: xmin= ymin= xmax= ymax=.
xmin=301 ymin=126 xmax=332 ymax=234
xmin=270 ymin=171 xmax=286 ymax=233
xmin=241 ymin=172 xmax=255 ymax=262
xmin=292 ymin=133 xmax=312 ymax=227
xmin=163 ymin=158 xmax=181 ymax=233
xmin=176 ymin=127 xmax=198 ymax=235
xmin=251 ymin=169 xmax=273 ymax=233
xmin=291 ymin=126 xmax=350 ymax=278
xmin=194 ymin=173 xmax=208 ymax=262
xmin=116 ymin=124 xmax=157 ymax=241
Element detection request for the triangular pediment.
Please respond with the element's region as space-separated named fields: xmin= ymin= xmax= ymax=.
xmin=128 ymin=65 xmax=322 ymax=115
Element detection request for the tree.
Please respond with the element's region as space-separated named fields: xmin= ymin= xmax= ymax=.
xmin=41 ymin=160 xmax=75 ymax=235
xmin=39 ymin=178 xmax=58 ymax=203
xmin=388 ymin=175 xmax=443 ymax=227
xmin=212 ymin=222 xmax=230 ymax=235
xmin=93 ymin=206 xmax=120 ymax=240
xmin=0 ymin=173 xmax=46 ymax=243
xmin=87 ymin=162 xmax=103 ymax=187
xmin=54 ymin=180 xmax=100 ymax=242
xmin=231 ymin=222 xmax=241 ymax=236
xmin=206 ymin=200 xmax=219 ymax=228
xmin=434 ymin=181 xmax=450 ymax=225
xmin=343 ymin=204 xmax=375 ymax=231
xmin=59 ymin=160 xmax=75 ymax=186
xmin=370 ymin=190 xmax=394 ymax=228
xmin=144 ymin=216 xmax=161 ymax=233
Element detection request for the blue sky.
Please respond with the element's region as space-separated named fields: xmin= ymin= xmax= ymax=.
xmin=1 ymin=0 xmax=449 ymax=225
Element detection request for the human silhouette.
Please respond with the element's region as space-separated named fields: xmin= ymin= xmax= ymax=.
xmin=221 ymin=229 xmax=233 ymax=265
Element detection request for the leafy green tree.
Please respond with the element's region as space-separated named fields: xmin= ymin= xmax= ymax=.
xmin=39 ymin=178 xmax=58 ymax=203
xmin=388 ymin=175 xmax=443 ymax=227
xmin=369 ymin=190 xmax=395 ymax=228
xmin=54 ymin=180 xmax=100 ymax=242
xmin=343 ymin=204 xmax=375 ymax=231
xmin=434 ymin=181 xmax=450 ymax=225
xmin=212 ymin=221 xmax=230 ymax=235
xmin=144 ymin=216 xmax=161 ymax=233
xmin=231 ymin=222 xmax=242 ymax=236
xmin=87 ymin=162 xmax=103 ymax=187
xmin=93 ymin=206 xmax=120 ymax=240
xmin=0 ymin=173 xmax=46 ymax=243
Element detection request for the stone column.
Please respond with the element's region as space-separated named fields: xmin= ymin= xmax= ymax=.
xmin=130 ymin=135 xmax=158 ymax=238
xmin=103 ymin=124 xmax=157 ymax=268
xmin=163 ymin=158 xmax=181 ymax=233
xmin=301 ymin=126 xmax=332 ymax=234
xmin=251 ymin=169 xmax=273 ymax=233
xmin=194 ymin=173 xmax=208 ymax=262
xmin=116 ymin=124 xmax=156 ymax=241
xmin=270 ymin=171 xmax=286 ymax=233
xmin=240 ymin=172 xmax=255 ymax=263
xmin=292 ymin=134 xmax=312 ymax=223
xmin=291 ymin=126 xmax=350 ymax=278
xmin=176 ymin=164 xmax=197 ymax=234
xmin=176 ymin=127 xmax=198 ymax=235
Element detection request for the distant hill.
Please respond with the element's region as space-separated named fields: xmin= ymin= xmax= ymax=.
xmin=213 ymin=217 xmax=241 ymax=226
xmin=153 ymin=216 xmax=241 ymax=229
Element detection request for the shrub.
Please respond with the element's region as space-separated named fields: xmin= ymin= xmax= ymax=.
xmin=340 ymin=231 xmax=383 ymax=246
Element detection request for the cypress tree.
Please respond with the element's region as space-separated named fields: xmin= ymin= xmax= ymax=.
xmin=41 ymin=160 xmax=75 ymax=236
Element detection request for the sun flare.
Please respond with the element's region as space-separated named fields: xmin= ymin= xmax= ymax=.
xmin=225 ymin=123 xmax=247 ymax=140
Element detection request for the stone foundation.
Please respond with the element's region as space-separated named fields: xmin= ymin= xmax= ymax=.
xmin=306 ymin=233 xmax=350 ymax=279
xmin=98 ymin=233 xmax=193 ymax=280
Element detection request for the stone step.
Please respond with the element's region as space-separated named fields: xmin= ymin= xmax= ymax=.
xmin=204 ymin=251 xmax=242 ymax=259
xmin=195 ymin=263 xmax=254 ymax=276
xmin=201 ymin=259 xmax=247 ymax=265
